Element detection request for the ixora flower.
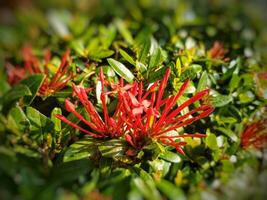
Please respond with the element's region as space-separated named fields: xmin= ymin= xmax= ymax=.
xmin=5 ymin=45 xmax=73 ymax=97
xmin=119 ymin=68 xmax=214 ymax=155
xmin=55 ymin=67 xmax=213 ymax=155
xmin=208 ymin=41 xmax=229 ymax=61
xmin=254 ymin=72 xmax=267 ymax=99
xmin=55 ymin=68 xmax=127 ymax=139
xmin=5 ymin=63 xmax=27 ymax=85
xmin=241 ymin=119 xmax=267 ymax=150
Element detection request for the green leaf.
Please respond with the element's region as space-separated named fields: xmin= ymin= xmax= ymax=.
xmin=49 ymin=159 xmax=93 ymax=185
xmin=205 ymin=134 xmax=218 ymax=150
xmin=0 ymin=147 xmax=16 ymax=176
xmin=7 ymin=105 xmax=30 ymax=135
xmin=156 ymin=179 xmax=186 ymax=200
xmin=98 ymin=139 xmax=127 ymax=158
xmin=133 ymin=169 xmax=161 ymax=200
xmin=20 ymin=74 xmax=46 ymax=105
xmin=221 ymin=160 xmax=235 ymax=173
xmin=180 ymin=64 xmax=202 ymax=81
xmin=71 ymin=40 xmax=86 ymax=57
xmin=80 ymin=169 xmax=99 ymax=195
xmin=212 ymin=94 xmax=232 ymax=107
xmin=137 ymin=38 xmax=151 ymax=64
xmin=51 ymin=107 xmax=62 ymax=132
xmin=89 ymin=49 xmax=114 ymax=61
xmin=115 ymin=19 xmax=134 ymax=45
xmin=2 ymin=84 xmax=32 ymax=104
xmin=136 ymin=61 xmax=147 ymax=73
xmin=215 ymin=127 xmax=238 ymax=142
xmin=119 ymin=49 xmax=135 ymax=65
xmin=107 ymin=58 xmax=135 ymax=83
xmin=26 ymin=106 xmax=54 ymax=144
xmin=1 ymin=84 xmax=32 ymax=113
xmin=99 ymin=24 xmax=116 ymax=48
xmin=229 ymin=73 xmax=240 ymax=93
xmin=149 ymin=159 xmax=171 ymax=177
xmin=238 ymin=91 xmax=255 ymax=103
xmin=149 ymin=47 xmax=162 ymax=69
xmin=64 ymin=137 xmax=99 ymax=162
xmin=219 ymin=116 xmax=237 ymax=124
xmin=197 ymin=71 xmax=208 ymax=92
xmin=147 ymin=67 xmax=167 ymax=83
xmin=160 ymin=150 xmax=182 ymax=163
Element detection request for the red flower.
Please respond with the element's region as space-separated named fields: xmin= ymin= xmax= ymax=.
xmin=5 ymin=63 xmax=27 ymax=85
xmin=254 ymin=72 xmax=267 ymax=98
xmin=22 ymin=45 xmax=73 ymax=97
xmin=55 ymin=67 xmax=213 ymax=155
xmin=55 ymin=68 xmax=127 ymax=138
xmin=119 ymin=68 xmax=214 ymax=155
xmin=5 ymin=45 xmax=73 ymax=97
xmin=208 ymin=41 xmax=229 ymax=61
xmin=241 ymin=119 xmax=267 ymax=150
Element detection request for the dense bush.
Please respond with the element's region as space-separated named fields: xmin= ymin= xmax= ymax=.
xmin=0 ymin=1 xmax=267 ymax=199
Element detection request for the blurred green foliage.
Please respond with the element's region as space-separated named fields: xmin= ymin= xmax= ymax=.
xmin=0 ymin=0 xmax=267 ymax=200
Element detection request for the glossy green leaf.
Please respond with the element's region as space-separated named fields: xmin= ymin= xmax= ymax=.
xmin=215 ymin=127 xmax=238 ymax=142
xmin=64 ymin=137 xmax=100 ymax=162
xmin=107 ymin=58 xmax=135 ymax=83
xmin=7 ymin=105 xmax=30 ymax=135
xmin=180 ymin=64 xmax=202 ymax=81
xmin=2 ymin=84 xmax=32 ymax=104
xmin=149 ymin=47 xmax=162 ymax=69
xmin=160 ymin=150 xmax=182 ymax=163
xmin=98 ymin=139 xmax=127 ymax=158
xmin=206 ymin=134 xmax=218 ymax=150
xmin=89 ymin=49 xmax=114 ymax=61
xmin=229 ymin=73 xmax=240 ymax=93
xmin=137 ymin=38 xmax=151 ymax=64
xmin=197 ymin=71 xmax=208 ymax=92
xmin=1 ymin=84 xmax=32 ymax=113
xmin=147 ymin=67 xmax=167 ymax=83
xmin=119 ymin=49 xmax=135 ymax=65
xmin=51 ymin=107 xmax=62 ymax=132
xmin=20 ymin=74 xmax=46 ymax=105
xmin=212 ymin=94 xmax=232 ymax=107
xmin=26 ymin=106 xmax=54 ymax=144
xmin=238 ymin=91 xmax=255 ymax=103
xmin=156 ymin=179 xmax=186 ymax=200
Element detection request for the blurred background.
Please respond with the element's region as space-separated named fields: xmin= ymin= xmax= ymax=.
xmin=0 ymin=0 xmax=267 ymax=63
xmin=0 ymin=1 xmax=267 ymax=200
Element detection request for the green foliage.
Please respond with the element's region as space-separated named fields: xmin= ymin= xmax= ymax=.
xmin=0 ymin=0 xmax=267 ymax=200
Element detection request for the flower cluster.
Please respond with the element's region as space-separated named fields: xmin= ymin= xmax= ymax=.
xmin=119 ymin=68 xmax=214 ymax=154
xmin=55 ymin=68 xmax=126 ymax=138
xmin=241 ymin=119 xmax=267 ymax=150
xmin=208 ymin=41 xmax=229 ymax=61
xmin=56 ymin=67 xmax=214 ymax=155
xmin=5 ymin=45 xmax=73 ymax=97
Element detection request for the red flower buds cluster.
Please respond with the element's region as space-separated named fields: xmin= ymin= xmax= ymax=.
xmin=5 ymin=45 xmax=73 ymax=97
xmin=241 ymin=119 xmax=267 ymax=150
xmin=56 ymin=68 xmax=214 ymax=154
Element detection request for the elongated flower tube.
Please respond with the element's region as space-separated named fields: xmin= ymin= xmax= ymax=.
xmin=55 ymin=68 xmax=127 ymax=139
xmin=5 ymin=45 xmax=73 ymax=97
xmin=241 ymin=119 xmax=267 ymax=150
xmin=120 ymin=68 xmax=214 ymax=155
